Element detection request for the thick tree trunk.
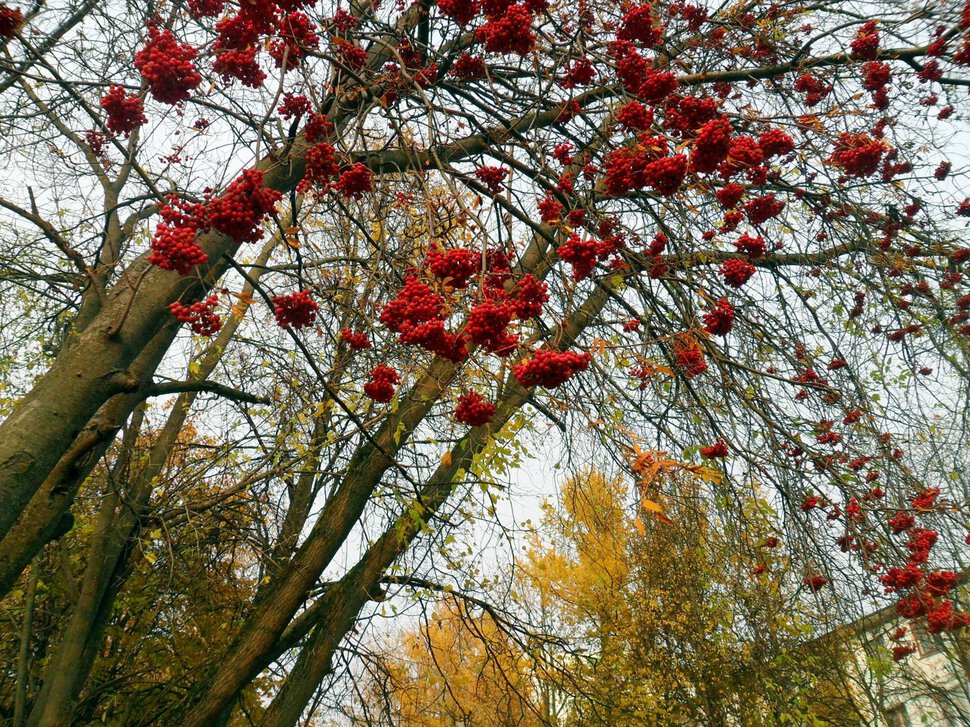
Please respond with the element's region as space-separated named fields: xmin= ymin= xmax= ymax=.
xmin=0 ymin=144 xmax=307 ymax=595
xmin=0 ymin=322 xmax=178 ymax=598
xmin=0 ymin=256 xmax=197 ymax=538
xmin=177 ymin=356 xmax=459 ymax=725
xmin=24 ymin=413 xmax=149 ymax=727
xmin=25 ymin=244 xmax=279 ymax=725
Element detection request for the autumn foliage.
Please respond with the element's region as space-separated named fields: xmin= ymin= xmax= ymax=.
xmin=1 ymin=0 xmax=970 ymax=723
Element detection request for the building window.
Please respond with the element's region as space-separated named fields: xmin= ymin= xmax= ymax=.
xmin=885 ymin=704 xmax=911 ymax=727
xmin=910 ymin=620 xmax=945 ymax=657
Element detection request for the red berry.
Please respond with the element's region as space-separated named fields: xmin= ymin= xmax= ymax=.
xmin=134 ymin=27 xmax=201 ymax=104
xmin=721 ymin=258 xmax=756 ymax=288
xmin=702 ymin=298 xmax=735 ymax=335
xmin=271 ymin=290 xmax=319 ymax=329
xmin=364 ymin=364 xmax=400 ymax=403
xmin=100 ymin=86 xmax=147 ymax=136
xmin=512 ymin=349 xmax=591 ymax=389
xmin=454 ymin=391 xmax=497 ymax=426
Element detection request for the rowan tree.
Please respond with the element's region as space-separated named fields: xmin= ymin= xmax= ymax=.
xmin=1 ymin=0 xmax=970 ymax=724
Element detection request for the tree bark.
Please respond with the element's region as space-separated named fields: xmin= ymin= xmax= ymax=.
xmin=25 ymin=243 xmax=279 ymax=726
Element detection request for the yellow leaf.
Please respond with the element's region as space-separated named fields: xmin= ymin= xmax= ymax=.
xmin=633 ymin=516 xmax=646 ymax=537
xmin=441 ymin=451 xmax=453 ymax=467
xmin=640 ymin=498 xmax=663 ymax=513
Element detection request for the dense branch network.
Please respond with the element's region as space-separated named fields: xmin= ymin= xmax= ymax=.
xmin=0 ymin=0 xmax=970 ymax=724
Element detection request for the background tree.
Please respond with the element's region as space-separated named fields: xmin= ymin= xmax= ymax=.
xmin=354 ymin=468 xmax=867 ymax=725
xmin=0 ymin=0 xmax=969 ymax=724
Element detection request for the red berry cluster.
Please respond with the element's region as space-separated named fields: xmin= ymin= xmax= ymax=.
xmin=912 ymin=487 xmax=940 ymax=511
xmin=207 ymin=169 xmax=283 ymax=244
xmin=617 ymin=3 xmax=663 ymax=46
xmin=719 ymin=135 xmax=763 ymax=176
xmin=758 ymin=128 xmax=795 ymax=158
xmin=563 ymin=57 xmax=596 ymax=88
xmin=454 ymin=391 xmax=497 ymax=426
xmin=450 ymin=52 xmax=488 ymax=79
xmin=549 ymin=137 xmax=574 ymax=160
xmin=663 ymin=94 xmax=718 ymax=137
xmin=888 ymin=511 xmax=915 ymax=534
xmin=850 ymin=21 xmax=880 ymax=60
xmin=721 ymin=258 xmax=756 ymax=288
xmin=298 ymin=142 xmax=340 ymax=193
xmin=380 ymin=276 xmax=467 ymax=361
xmin=427 ymin=247 xmax=479 ymax=288
xmin=100 ymin=86 xmax=147 ymax=136
xmin=642 ymin=154 xmax=688 ymax=196
xmin=213 ymin=45 xmax=265 ymax=88
xmin=720 ymin=210 xmax=743 ymax=233
xmin=476 ymin=4 xmax=535 ymax=56
xmin=512 ymin=349 xmax=591 ymax=389
xmin=149 ymin=224 xmax=208 ymax=274
xmin=169 ymin=294 xmax=221 ymax=336
xmin=0 ymin=3 xmax=23 ymax=39
xmin=602 ymin=135 xmax=667 ymax=196
xmin=703 ymin=298 xmax=735 ymax=336
xmin=271 ymin=290 xmax=319 ymax=329
xmin=474 ymin=166 xmax=509 ymax=195
xmin=340 ymin=327 xmax=371 ymax=349
xmin=512 ymin=273 xmax=548 ymax=318
xmin=84 ymin=130 xmax=106 ymax=157
xmin=635 ymin=69 xmax=679 ymax=105
xmin=716 ymin=183 xmax=745 ymax=209
xmin=615 ymin=101 xmax=654 ymax=131
xmin=828 ymin=132 xmax=886 ymax=178
xmin=700 ymin=441 xmax=729 ymax=458
xmin=733 ymin=232 xmax=766 ymax=258
xmin=331 ymin=7 xmax=358 ymax=31
xmin=152 ymin=171 xmax=281 ymax=277
xmin=134 ymin=27 xmax=201 ymax=104
xmin=675 ymin=342 xmax=707 ymax=378
xmin=613 ymin=43 xmax=648 ymax=93
xmin=304 ymin=113 xmax=335 ymax=142
xmin=743 ymin=193 xmax=785 ymax=226
xmin=671 ymin=3 xmax=708 ymax=31
xmin=268 ymin=11 xmax=319 ymax=71
xmin=334 ymin=163 xmax=373 ymax=199
xmin=438 ymin=0 xmax=478 ymax=26
xmin=380 ymin=275 xmax=445 ymax=332
xmin=363 ymin=364 xmax=400 ymax=403
xmin=400 ymin=320 xmax=469 ymax=362
xmin=187 ymin=0 xmax=225 ymax=19
xmin=538 ymin=194 xmax=564 ymax=223
xmin=149 ymin=195 xmax=209 ymax=274
xmin=803 ymin=575 xmax=829 ymax=592
xmin=794 ymin=73 xmax=832 ymax=107
xmin=862 ymin=61 xmax=891 ymax=108
xmin=690 ymin=118 xmax=732 ymax=174
xmin=334 ymin=37 xmax=369 ymax=69
xmin=558 ymin=233 xmax=600 ymax=280
xmin=466 ymin=300 xmax=517 ymax=354
xmin=278 ymin=94 xmax=312 ymax=120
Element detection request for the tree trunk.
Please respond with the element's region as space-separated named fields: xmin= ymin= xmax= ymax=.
xmin=12 ymin=562 xmax=39 ymax=727
xmin=25 ymin=243 xmax=279 ymax=725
